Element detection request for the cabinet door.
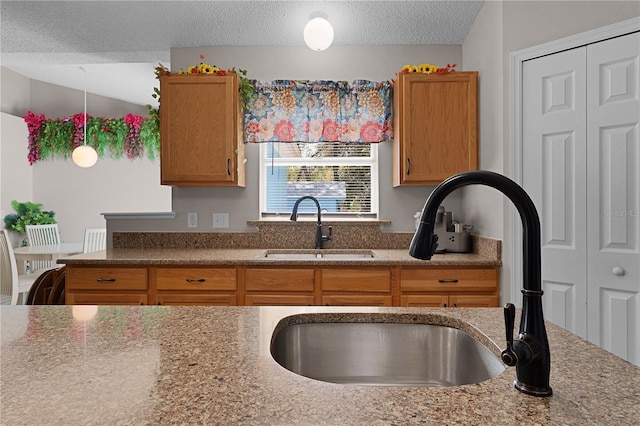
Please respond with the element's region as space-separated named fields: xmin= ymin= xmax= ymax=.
xmin=322 ymin=294 xmax=393 ymax=306
xmin=245 ymin=294 xmax=315 ymax=306
xmin=156 ymin=293 xmax=237 ymax=306
xmin=393 ymin=72 xmax=478 ymax=185
xmin=160 ymin=74 xmax=245 ymax=187
xmin=401 ymin=295 xmax=449 ymax=307
xmin=448 ymin=295 xmax=499 ymax=308
xmin=245 ymin=268 xmax=315 ymax=292
xmin=66 ymin=292 xmax=147 ymax=305
xmin=321 ymin=268 xmax=391 ymax=292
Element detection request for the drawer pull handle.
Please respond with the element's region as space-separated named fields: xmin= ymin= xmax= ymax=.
xmin=438 ymin=279 xmax=459 ymax=284
xmin=186 ymin=278 xmax=206 ymax=283
xmin=96 ymin=278 xmax=116 ymax=283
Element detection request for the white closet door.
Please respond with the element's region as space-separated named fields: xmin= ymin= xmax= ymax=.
xmin=586 ymin=32 xmax=640 ymax=365
xmin=523 ymin=48 xmax=588 ymax=338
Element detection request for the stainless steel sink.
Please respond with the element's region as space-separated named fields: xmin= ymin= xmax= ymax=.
xmin=271 ymin=319 xmax=505 ymax=386
xmin=263 ymin=250 xmax=375 ymax=260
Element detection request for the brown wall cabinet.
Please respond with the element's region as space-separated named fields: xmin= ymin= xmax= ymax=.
xmin=393 ymin=72 xmax=478 ymax=186
xmin=159 ymin=74 xmax=245 ymax=187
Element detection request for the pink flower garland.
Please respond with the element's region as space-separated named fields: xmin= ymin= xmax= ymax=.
xmin=24 ymin=111 xmax=45 ymax=165
xmin=124 ymin=113 xmax=143 ymax=159
xmin=72 ymin=113 xmax=91 ymax=147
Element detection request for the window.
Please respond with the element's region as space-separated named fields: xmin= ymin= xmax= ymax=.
xmin=260 ymin=142 xmax=378 ymax=218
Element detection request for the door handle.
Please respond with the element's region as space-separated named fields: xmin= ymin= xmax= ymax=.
xmin=612 ymin=266 xmax=625 ymax=276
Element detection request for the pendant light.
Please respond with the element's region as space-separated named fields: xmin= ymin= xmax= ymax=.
xmin=304 ymin=16 xmax=334 ymax=51
xmin=72 ymin=67 xmax=98 ymax=168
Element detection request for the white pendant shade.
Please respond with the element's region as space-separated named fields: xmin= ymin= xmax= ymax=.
xmin=303 ymin=17 xmax=334 ymax=51
xmin=72 ymin=145 xmax=98 ymax=168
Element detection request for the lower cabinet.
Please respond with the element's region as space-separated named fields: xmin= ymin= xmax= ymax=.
xmin=66 ymin=267 xmax=148 ymax=305
xmin=400 ymin=267 xmax=499 ymax=307
xmin=320 ymin=268 xmax=393 ymax=306
xmin=153 ymin=267 xmax=237 ymax=305
xmin=65 ymin=264 xmax=500 ymax=307
xmin=244 ymin=268 xmax=315 ymax=306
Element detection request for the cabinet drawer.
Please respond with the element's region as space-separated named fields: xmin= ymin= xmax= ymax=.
xmin=67 ymin=267 xmax=148 ymax=291
xmin=401 ymin=268 xmax=498 ymax=292
xmin=156 ymin=293 xmax=237 ymax=306
xmin=401 ymin=295 xmax=449 ymax=307
xmin=245 ymin=268 xmax=315 ymax=292
xmin=66 ymin=292 xmax=147 ymax=305
xmin=322 ymin=294 xmax=392 ymax=306
xmin=245 ymin=294 xmax=315 ymax=306
xmin=321 ymin=269 xmax=391 ymax=292
xmin=155 ymin=268 xmax=236 ymax=291
xmin=449 ymin=295 xmax=499 ymax=308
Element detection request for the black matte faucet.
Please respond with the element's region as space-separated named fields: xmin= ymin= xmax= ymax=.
xmin=410 ymin=170 xmax=552 ymax=397
xmin=290 ymin=195 xmax=332 ymax=249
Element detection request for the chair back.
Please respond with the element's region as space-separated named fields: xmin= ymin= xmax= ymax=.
xmin=26 ymin=224 xmax=60 ymax=270
xmin=26 ymin=224 xmax=60 ymax=245
xmin=25 ymin=268 xmax=57 ymax=305
xmin=0 ymin=229 xmax=19 ymax=305
xmin=49 ymin=267 xmax=66 ymax=305
xmin=83 ymin=228 xmax=107 ymax=253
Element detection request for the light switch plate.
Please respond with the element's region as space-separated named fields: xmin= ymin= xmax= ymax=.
xmin=187 ymin=212 xmax=198 ymax=228
xmin=212 ymin=213 xmax=229 ymax=229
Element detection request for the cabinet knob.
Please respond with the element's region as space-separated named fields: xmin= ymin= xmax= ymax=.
xmin=612 ymin=266 xmax=625 ymax=276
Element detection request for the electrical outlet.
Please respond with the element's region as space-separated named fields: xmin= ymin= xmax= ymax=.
xmin=212 ymin=213 xmax=229 ymax=229
xmin=187 ymin=212 xmax=198 ymax=229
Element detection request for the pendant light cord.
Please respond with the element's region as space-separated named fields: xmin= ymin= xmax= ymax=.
xmin=81 ymin=66 xmax=87 ymax=145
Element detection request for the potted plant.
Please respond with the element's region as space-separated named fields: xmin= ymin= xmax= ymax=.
xmin=3 ymin=201 xmax=56 ymax=245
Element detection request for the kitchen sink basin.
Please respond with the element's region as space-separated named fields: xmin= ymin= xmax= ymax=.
xmin=263 ymin=250 xmax=375 ymax=260
xmin=271 ymin=317 xmax=505 ymax=386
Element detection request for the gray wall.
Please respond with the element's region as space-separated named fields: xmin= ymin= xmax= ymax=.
xmin=460 ymin=0 xmax=639 ymax=301
xmin=170 ymin=45 xmax=465 ymax=233
xmin=0 ymin=67 xmax=172 ymax=243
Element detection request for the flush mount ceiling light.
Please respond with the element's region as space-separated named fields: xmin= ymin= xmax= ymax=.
xmin=72 ymin=67 xmax=98 ymax=168
xmin=303 ymin=16 xmax=334 ymax=51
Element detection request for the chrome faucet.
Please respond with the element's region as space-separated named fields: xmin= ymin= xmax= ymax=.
xmin=410 ymin=170 xmax=552 ymax=397
xmin=290 ymin=195 xmax=332 ymax=249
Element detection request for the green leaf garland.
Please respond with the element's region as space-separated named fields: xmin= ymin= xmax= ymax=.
xmin=23 ymin=111 xmax=159 ymax=165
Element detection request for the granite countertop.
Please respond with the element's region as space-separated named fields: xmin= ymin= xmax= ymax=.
xmin=1 ymin=306 xmax=638 ymax=425
xmin=58 ymin=248 xmax=500 ymax=267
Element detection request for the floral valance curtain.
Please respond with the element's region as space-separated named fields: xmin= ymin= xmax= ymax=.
xmin=244 ymin=80 xmax=392 ymax=143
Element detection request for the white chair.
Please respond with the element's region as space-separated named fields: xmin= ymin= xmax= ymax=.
xmin=26 ymin=224 xmax=60 ymax=270
xmin=83 ymin=228 xmax=107 ymax=253
xmin=1 ymin=229 xmax=51 ymax=305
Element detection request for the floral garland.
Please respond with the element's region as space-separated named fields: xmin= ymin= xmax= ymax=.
xmin=23 ymin=110 xmax=159 ymax=165
xmin=400 ymin=63 xmax=457 ymax=75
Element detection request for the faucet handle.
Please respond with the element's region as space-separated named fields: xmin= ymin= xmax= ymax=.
xmin=501 ymin=303 xmax=518 ymax=366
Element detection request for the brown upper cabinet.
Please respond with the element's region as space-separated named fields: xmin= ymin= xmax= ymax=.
xmin=159 ymin=74 xmax=246 ymax=187
xmin=393 ymin=72 xmax=478 ymax=186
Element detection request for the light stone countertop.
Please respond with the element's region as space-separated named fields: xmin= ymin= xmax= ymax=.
xmin=57 ymin=248 xmax=501 ymax=267
xmin=1 ymin=305 xmax=638 ymax=425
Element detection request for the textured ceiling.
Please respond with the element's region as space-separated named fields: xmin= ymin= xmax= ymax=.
xmin=1 ymin=1 xmax=484 ymax=106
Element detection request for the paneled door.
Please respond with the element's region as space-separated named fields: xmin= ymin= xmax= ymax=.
xmin=586 ymin=32 xmax=640 ymax=365
xmin=523 ymin=47 xmax=588 ymax=339
xmin=523 ymin=31 xmax=640 ymax=365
